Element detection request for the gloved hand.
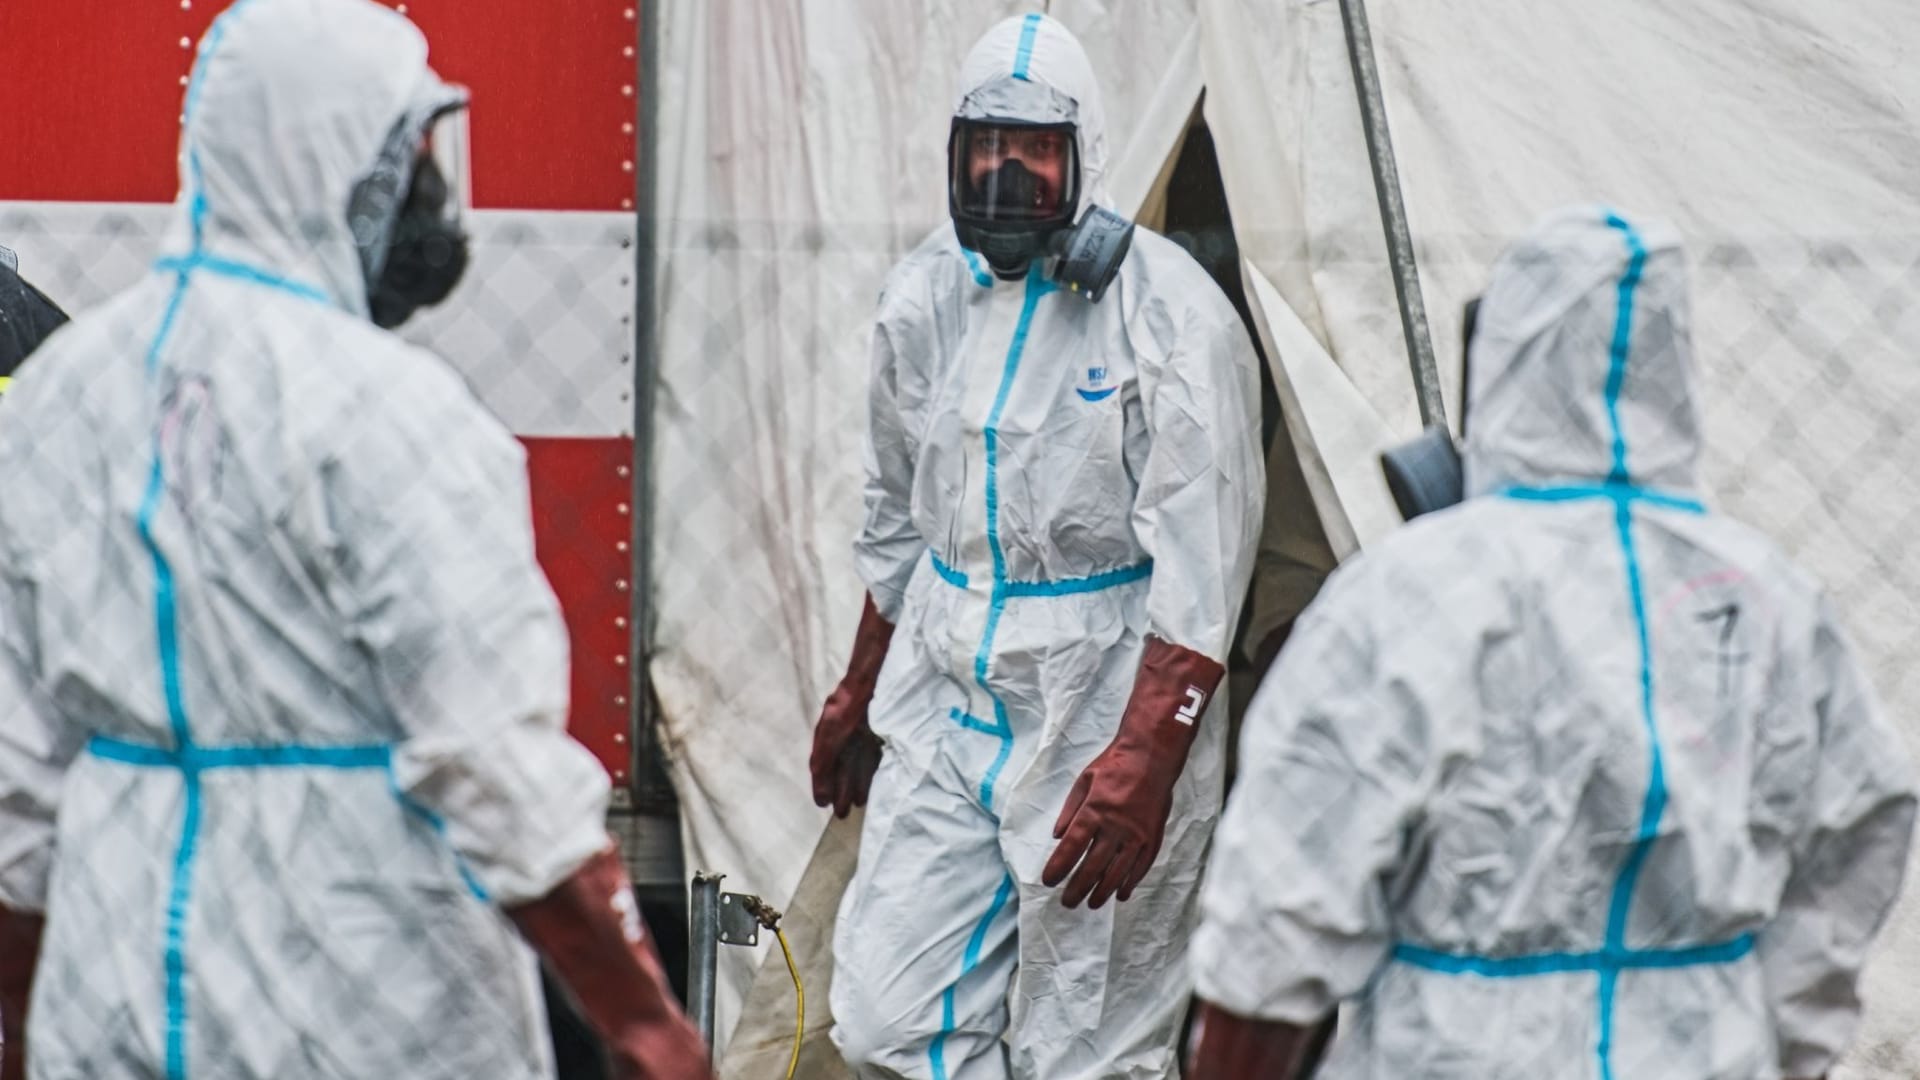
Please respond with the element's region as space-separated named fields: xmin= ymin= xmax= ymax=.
xmin=0 ymin=905 xmax=45 ymax=1080
xmin=809 ymin=594 xmax=896 ymax=818
xmin=509 ymin=844 xmax=712 ymax=1080
xmin=1185 ymin=999 xmax=1330 ymax=1080
xmin=1043 ymin=635 xmax=1224 ymax=908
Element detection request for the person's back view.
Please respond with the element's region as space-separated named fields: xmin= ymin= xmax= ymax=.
xmin=1189 ymin=207 xmax=1917 ymax=1079
xmin=0 ymin=1 xmax=707 ymax=1077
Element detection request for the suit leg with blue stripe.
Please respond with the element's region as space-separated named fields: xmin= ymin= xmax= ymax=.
xmin=832 ymin=745 xmax=1020 ymax=1079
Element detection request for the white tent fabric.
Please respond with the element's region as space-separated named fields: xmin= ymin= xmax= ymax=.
xmin=651 ymin=1 xmax=1920 ymax=1074
xmin=1243 ymin=263 xmax=1399 ymax=558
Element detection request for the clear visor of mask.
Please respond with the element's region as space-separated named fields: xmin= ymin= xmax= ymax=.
xmin=348 ymin=86 xmax=471 ymax=287
xmin=948 ymin=119 xmax=1079 ymax=222
xmin=418 ymin=100 xmax=472 ymax=231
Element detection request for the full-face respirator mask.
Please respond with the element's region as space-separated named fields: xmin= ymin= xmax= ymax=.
xmin=947 ymin=78 xmax=1133 ymax=302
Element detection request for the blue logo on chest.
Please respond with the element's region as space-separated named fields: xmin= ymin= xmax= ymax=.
xmin=1076 ymin=365 xmax=1117 ymax=403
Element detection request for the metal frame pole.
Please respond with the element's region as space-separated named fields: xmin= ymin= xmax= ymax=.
xmin=688 ymin=872 xmax=721 ymax=1056
xmin=1337 ymin=0 xmax=1447 ymax=430
xmin=630 ymin=0 xmax=673 ymax=810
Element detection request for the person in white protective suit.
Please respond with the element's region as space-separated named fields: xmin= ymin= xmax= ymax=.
xmin=0 ymin=2 xmax=710 ymax=1078
xmin=806 ymin=13 xmax=1265 ymax=1079
xmin=1186 ymin=206 xmax=1918 ymax=1080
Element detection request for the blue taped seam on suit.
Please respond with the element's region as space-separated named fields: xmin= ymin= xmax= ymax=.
xmin=969 ymin=265 xmax=1055 ymax=814
xmin=929 ymin=874 xmax=1016 ymax=1080
xmin=87 ymin=737 xmax=491 ymax=906
xmin=1003 ymin=560 xmax=1151 ymax=597
xmin=182 ymin=7 xmax=241 ymax=122
xmin=181 ymin=0 xmax=262 ymax=253
xmin=960 ymin=249 xmax=993 ymax=288
xmin=947 ymin=708 xmax=1007 ymax=739
xmin=153 ymin=255 xmax=329 ymax=306
xmin=930 ymin=552 xmax=970 ymax=588
xmin=163 ymin=780 xmax=201 ymax=1080
xmin=1503 ymin=484 xmax=1704 ymax=515
xmin=148 ymin=5 xmax=313 ymax=1072
xmin=1594 ymin=211 xmax=1664 ymax=1080
xmin=931 ymin=553 xmax=1152 ymax=597
xmin=1602 ymin=214 xmax=1648 ymax=486
xmin=140 ymin=269 xmax=199 ymax=1080
xmin=142 ymin=336 xmax=194 ymax=1080
xmin=385 ymin=765 xmax=493 ymax=903
xmin=1393 ymin=933 xmax=1753 ymax=978
xmin=149 ymin=8 xmax=240 ymax=1067
xmin=1011 ymin=13 xmax=1042 ymax=81
xmin=977 ymin=734 xmax=1016 ymax=823
xmin=90 ymin=737 xmax=390 ymax=771
xmin=934 ymin=264 xmax=1052 ymax=1080
xmin=1406 ymin=213 xmax=1708 ymax=1080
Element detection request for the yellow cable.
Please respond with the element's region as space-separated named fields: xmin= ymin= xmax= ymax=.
xmin=776 ymin=927 xmax=804 ymax=1080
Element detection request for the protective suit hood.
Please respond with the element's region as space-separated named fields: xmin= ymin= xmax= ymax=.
xmin=953 ymin=14 xmax=1111 ymax=220
xmin=1462 ymin=206 xmax=1703 ymax=497
xmin=166 ymin=0 xmax=461 ymax=317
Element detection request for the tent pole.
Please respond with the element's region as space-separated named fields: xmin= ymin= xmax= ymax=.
xmin=631 ymin=0 xmax=667 ymax=808
xmin=689 ymin=873 xmax=721 ymax=1055
xmin=1337 ymin=0 xmax=1447 ymax=430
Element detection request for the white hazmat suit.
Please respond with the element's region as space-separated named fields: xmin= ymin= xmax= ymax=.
xmin=1194 ymin=207 xmax=1918 ymax=1079
xmin=0 ymin=1 xmax=611 ymax=1076
xmin=829 ymin=14 xmax=1265 ymax=1080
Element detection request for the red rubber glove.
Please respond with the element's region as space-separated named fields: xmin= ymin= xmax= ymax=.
xmin=509 ymin=845 xmax=712 ymax=1080
xmin=1186 ymin=1000 xmax=1330 ymax=1080
xmin=809 ymin=594 xmax=895 ymax=818
xmin=0 ymin=905 xmax=44 ymax=1080
xmin=1043 ymin=635 xmax=1224 ymax=908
